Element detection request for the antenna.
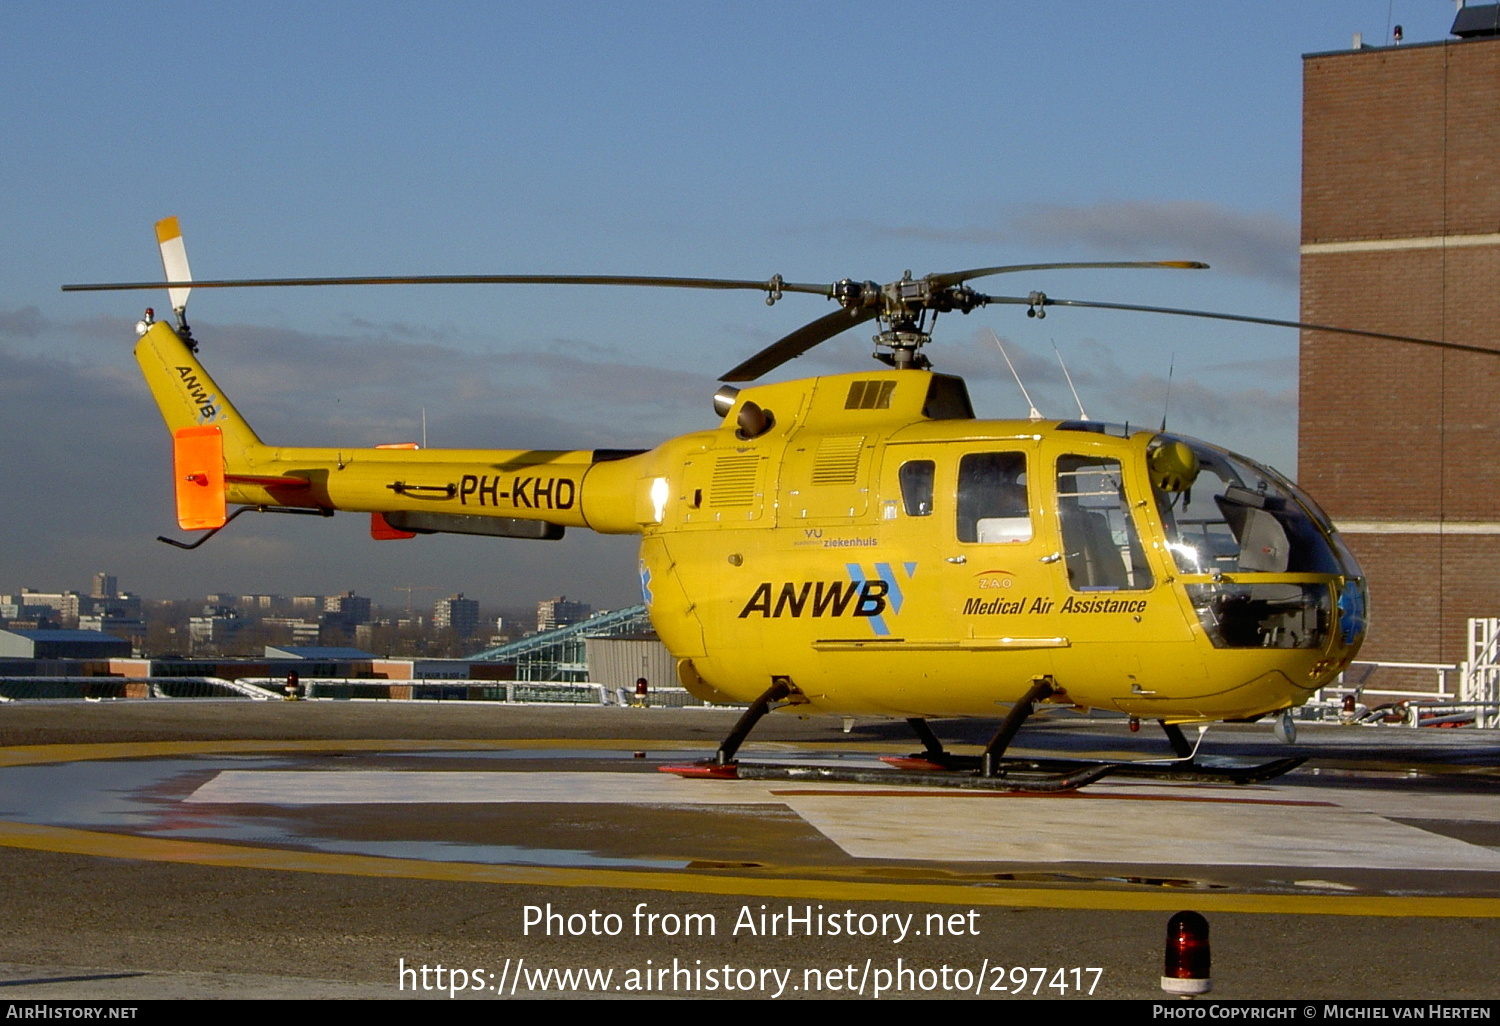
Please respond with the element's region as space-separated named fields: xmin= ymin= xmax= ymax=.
xmin=422 ymin=406 xmax=428 ymax=449
xmin=1052 ymin=340 xmax=1089 ymax=421
xmin=1160 ymin=353 xmax=1176 ymax=432
xmin=987 ymin=328 xmax=1042 ymax=421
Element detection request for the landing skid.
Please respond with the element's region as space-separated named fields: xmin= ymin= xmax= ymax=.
xmin=880 ymin=753 xmax=1308 ymax=785
xmin=660 ymin=758 xmax=1111 ymax=792
xmin=659 ymin=674 xmax=1306 ymax=793
xmin=659 ymin=754 xmax=1306 ymax=791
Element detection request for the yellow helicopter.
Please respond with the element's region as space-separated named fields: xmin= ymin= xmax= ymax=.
xmin=64 ymin=218 xmax=1456 ymax=790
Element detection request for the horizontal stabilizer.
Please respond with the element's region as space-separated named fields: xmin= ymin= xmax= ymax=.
xmin=225 ymin=474 xmax=311 ymax=490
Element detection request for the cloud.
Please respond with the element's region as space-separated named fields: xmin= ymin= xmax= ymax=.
xmin=345 ymin=317 xmax=459 ymax=343
xmin=193 ymin=319 xmax=715 ymax=450
xmin=0 ymin=343 xmax=165 ymax=585
xmin=811 ymin=199 xmax=1299 ymax=288
xmin=0 ymin=306 xmax=45 ymax=338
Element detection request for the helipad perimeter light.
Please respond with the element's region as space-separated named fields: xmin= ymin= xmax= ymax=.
xmin=1162 ymin=910 xmax=1212 ymax=997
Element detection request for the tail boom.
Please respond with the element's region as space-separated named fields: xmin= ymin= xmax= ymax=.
xmin=135 ymin=322 xmax=643 ymax=534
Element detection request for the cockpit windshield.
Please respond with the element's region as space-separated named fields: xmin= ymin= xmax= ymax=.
xmin=1148 ymin=434 xmax=1364 ymax=652
xmin=1150 ymin=436 xmax=1348 ymax=577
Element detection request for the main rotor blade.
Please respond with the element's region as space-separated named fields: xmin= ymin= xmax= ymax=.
xmin=721 ymin=306 xmax=880 ymax=382
xmin=928 ymin=260 xmax=1207 ymax=289
xmin=61 ymin=273 xmax=833 ymax=295
xmin=981 ymin=294 xmax=1472 ymax=352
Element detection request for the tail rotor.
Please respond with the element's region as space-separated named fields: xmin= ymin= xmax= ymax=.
xmin=154 ymin=217 xmax=194 ymax=343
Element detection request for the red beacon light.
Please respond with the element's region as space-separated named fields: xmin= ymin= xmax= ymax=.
xmin=1162 ymin=910 xmax=1212 ymax=997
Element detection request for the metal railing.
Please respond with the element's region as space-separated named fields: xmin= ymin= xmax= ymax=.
xmin=0 ymin=676 xmax=273 ymax=701
xmin=1309 ymin=643 xmax=1498 ymax=728
xmin=239 ymin=678 xmax=708 ymax=707
xmin=0 ymin=674 xmax=710 ymax=708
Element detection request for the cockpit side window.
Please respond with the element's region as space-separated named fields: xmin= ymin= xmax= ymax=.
xmin=1057 ymin=455 xmax=1154 ymax=590
xmin=899 ymin=460 xmax=935 ymax=516
xmin=956 ymin=452 xmax=1030 ymax=543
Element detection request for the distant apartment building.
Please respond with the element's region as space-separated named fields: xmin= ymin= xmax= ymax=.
xmin=1 ymin=590 xmax=81 ymax=626
xmin=77 ymin=614 xmax=147 ymax=650
xmin=324 ymin=591 xmax=372 ymax=623
xmin=262 ymin=617 xmax=323 ymax=646
xmin=536 ymin=596 xmax=591 ymax=633
xmin=434 ymin=593 xmax=481 ymax=639
xmin=188 ymin=606 xmax=247 ymax=650
xmin=85 ymin=594 xmax=142 ymax=618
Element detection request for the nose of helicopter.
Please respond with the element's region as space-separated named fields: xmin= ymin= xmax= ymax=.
xmin=1337 ymin=577 xmax=1368 ymax=651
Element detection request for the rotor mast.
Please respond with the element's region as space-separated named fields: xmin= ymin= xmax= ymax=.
xmin=829 ymin=271 xmax=988 ymax=372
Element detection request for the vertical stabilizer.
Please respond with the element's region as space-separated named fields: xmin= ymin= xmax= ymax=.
xmin=135 ymin=321 xmax=263 ymax=456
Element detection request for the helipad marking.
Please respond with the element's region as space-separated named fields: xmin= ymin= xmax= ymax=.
xmin=1272 ymin=784 xmax=1500 ymax=824
xmin=188 ymin=770 xmax=1336 ymax=808
xmin=187 ymin=769 xmax=799 ymax=806
xmin=769 ymin=789 xmax=1335 ymax=807
xmin=1 ymin=818 xmax=1497 ymax=918
xmin=186 ymin=770 xmax=1500 ymax=872
xmin=4 ymin=739 xmax=1500 ymax=917
xmin=787 ymin=795 xmax=1500 ymax=871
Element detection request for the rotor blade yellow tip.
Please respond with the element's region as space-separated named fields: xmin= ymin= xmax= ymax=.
xmin=155 ymin=217 xmax=182 ymax=245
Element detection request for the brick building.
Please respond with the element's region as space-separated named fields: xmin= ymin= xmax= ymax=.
xmin=1299 ymin=17 xmax=1500 ymax=666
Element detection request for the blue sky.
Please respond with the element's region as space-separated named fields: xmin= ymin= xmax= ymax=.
xmin=0 ymin=1 xmax=1463 ymax=609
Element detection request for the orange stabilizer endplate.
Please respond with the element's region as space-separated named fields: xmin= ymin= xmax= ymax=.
xmin=370 ymin=512 xmax=416 ymax=540
xmin=658 ymin=763 xmax=738 ymax=779
xmin=880 ymin=756 xmax=950 ymax=771
xmin=172 ymin=426 xmax=226 ymax=530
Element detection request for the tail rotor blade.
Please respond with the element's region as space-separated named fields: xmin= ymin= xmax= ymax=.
xmin=155 ymin=217 xmax=193 ymax=317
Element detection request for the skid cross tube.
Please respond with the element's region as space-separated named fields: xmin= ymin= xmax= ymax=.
xmin=981 ymin=676 xmax=1057 ymax=777
xmin=714 ymin=677 xmax=794 ymax=766
xmin=906 ymin=717 xmax=947 ymax=759
xmin=1160 ymin=720 xmax=1196 ymax=760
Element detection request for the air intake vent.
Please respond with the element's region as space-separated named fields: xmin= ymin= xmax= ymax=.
xmin=709 ymin=456 xmax=759 ymax=507
xmin=810 ymin=436 xmax=866 ymax=485
xmin=845 ymin=380 xmax=896 ymax=410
